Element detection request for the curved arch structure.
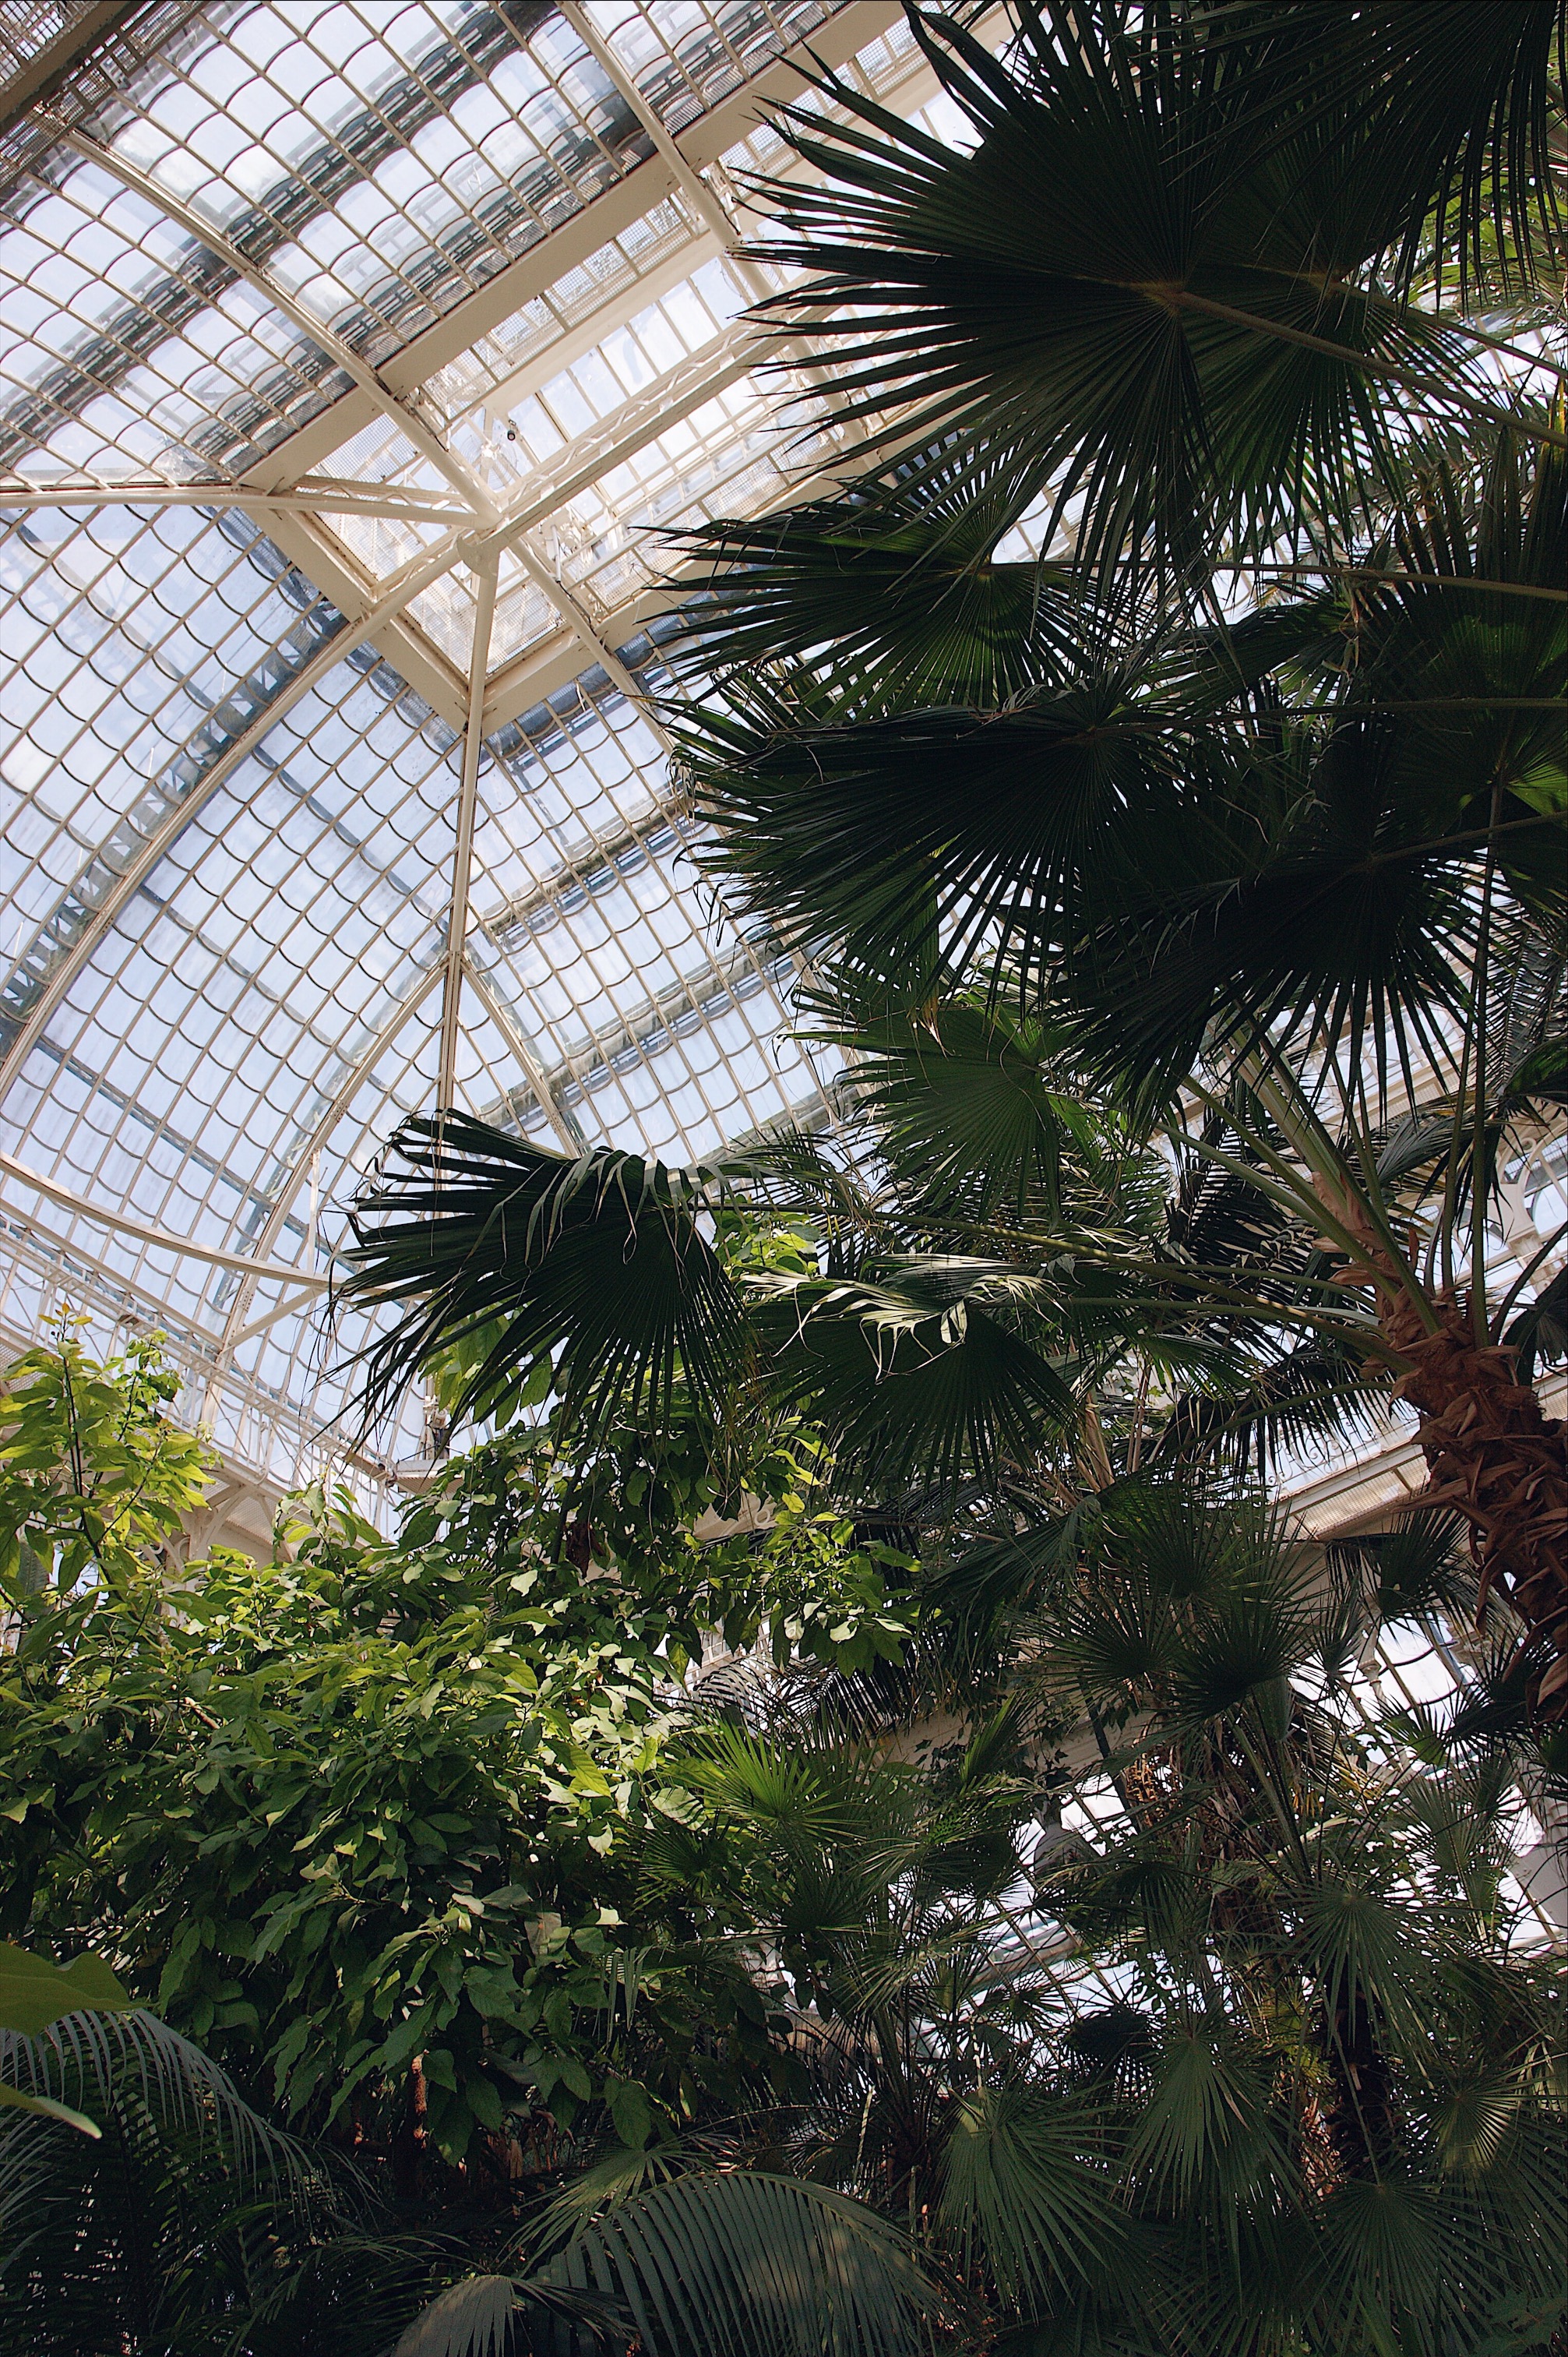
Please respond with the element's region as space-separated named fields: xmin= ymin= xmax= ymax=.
xmin=0 ymin=0 xmax=938 ymax=1491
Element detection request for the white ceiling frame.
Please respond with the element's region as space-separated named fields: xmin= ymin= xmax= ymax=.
xmin=0 ymin=482 xmax=472 ymax=522
xmin=562 ymin=4 xmax=767 ymax=302
xmin=0 ymin=281 xmax=920 ymax=1128
xmin=460 ymin=218 xmax=725 ymax=431
xmin=0 ymin=1145 xmax=336 ymax=1286
xmin=0 ymin=520 xmax=478 ymax=1100
xmin=0 ymin=0 xmax=954 ymax=1487
xmin=248 ymin=505 xmax=473 ymax=731
xmin=0 ymin=1212 xmax=313 ymax=1381
xmin=48 ymin=125 xmax=502 ymax=524
xmin=477 ymin=323 xmax=763 ymax=723
xmin=509 ymin=535 xmax=651 ymax=707
xmin=439 ymin=548 xmax=501 ymax=1106
xmin=257 ymin=373 xmax=759 ymax=726
xmin=10 ymin=5 xmax=936 ymax=769
xmin=534 ymin=935 xmax=785 ymax=1111
xmin=231 ymin=2 xmax=905 ymax=495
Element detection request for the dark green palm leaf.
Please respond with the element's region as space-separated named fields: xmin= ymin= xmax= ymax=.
xmin=545 ymin=2168 xmax=943 ymax=2357
xmin=340 ymin=1113 xmax=749 ymax=1441
xmin=743 ymin=1 xmax=1503 ymax=580
xmin=1069 ymin=429 xmax=1566 ymax=1092
xmin=0 ymin=2010 xmax=330 ymax=2357
xmin=755 ymin=1258 xmax=1075 ymax=1491
xmin=938 ymin=2082 xmax=1122 ymax=2310
xmin=1127 ymin=2027 xmax=1297 ymax=2206
xmin=1504 ymin=1265 xmax=1568 ymax=1388
xmin=1217 ymin=0 xmax=1568 ymax=299
xmin=678 ymin=659 xmax=1193 ymax=991
xmin=667 ymin=446 xmax=1109 ymax=707
xmin=1066 ymin=718 xmax=1489 ymax=1100
xmin=816 ymin=995 xmax=1106 ymax=1223
xmin=392 ymin=2271 xmax=629 ymax=2356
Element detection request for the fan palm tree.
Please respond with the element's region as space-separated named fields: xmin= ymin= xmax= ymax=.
xmin=344 ymin=3 xmax=1566 ymax=1706
xmin=656 ymin=0 xmax=1568 ymax=1710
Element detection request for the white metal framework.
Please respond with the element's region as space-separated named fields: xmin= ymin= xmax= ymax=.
xmin=0 ymin=0 xmax=982 ymax=1484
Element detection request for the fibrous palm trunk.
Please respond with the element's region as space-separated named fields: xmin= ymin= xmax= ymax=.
xmin=1376 ymin=1280 xmax=1568 ymax=1717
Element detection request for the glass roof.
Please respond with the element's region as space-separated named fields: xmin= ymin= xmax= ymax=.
xmin=0 ymin=0 xmax=986 ymax=1489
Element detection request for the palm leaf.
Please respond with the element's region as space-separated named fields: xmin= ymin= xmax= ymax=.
xmin=1504 ymin=1265 xmax=1568 ymax=1388
xmin=816 ymin=995 xmax=1104 ymax=1223
xmin=667 ymin=446 xmax=1106 ymax=707
xmin=678 ymin=657 xmax=1190 ymax=992
xmin=742 ymin=1 xmax=1499 ymax=580
xmin=545 ymin=2169 xmax=943 ymax=2357
xmin=340 ymin=1113 xmax=748 ymax=1439
xmin=391 ymin=2272 xmax=628 ymax=2357
xmin=937 ymin=2081 xmax=1122 ymax=2309
xmin=755 ymin=1258 xmax=1075 ymax=1491
xmin=1069 ymin=439 xmax=1565 ymax=1093
xmin=0 ymin=2010 xmax=329 ymax=2355
xmin=1127 ymin=2027 xmax=1295 ymax=2207
xmin=0 ymin=2007 xmax=306 ymax=2188
xmin=1221 ymin=0 xmax=1568 ymax=298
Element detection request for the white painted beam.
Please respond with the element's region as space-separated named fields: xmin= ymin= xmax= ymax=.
xmin=439 ymin=551 xmax=500 ymax=1106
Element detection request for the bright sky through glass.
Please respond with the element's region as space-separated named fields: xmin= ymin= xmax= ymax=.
xmin=8 ymin=0 xmax=1553 ymax=1521
xmin=0 ymin=0 xmax=975 ymax=1484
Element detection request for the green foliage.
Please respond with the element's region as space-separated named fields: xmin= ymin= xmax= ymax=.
xmin=0 ymin=1337 xmax=916 ymax=2210
xmin=0 ymin=1321 xmax=213 ymax=1600
xmin=0 ymin=2006 xmax=331 ymax=2355
xmin=2 ymin=1448 xmax=757 ymax=2168
xmin=341 ymin=1113 xmax=749 ymax=1441
xmin=0 ymin=1942 xmax=129 ymax=2036
xmin=2 ymin=1339 xmax=1563 ymax=2355
xmin=541 ymin=2168 xmax=943 ymax=2357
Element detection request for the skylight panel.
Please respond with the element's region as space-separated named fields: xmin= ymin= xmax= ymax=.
xmin=0 ymin=507 xmax=339 ymax=983
xmin=0 ymin=0 xmax=921 ymax=1482
xmin=438 ymin=195 xmax=696 ymax=421
xmin=99 ymin=2 xmax=646 ymax=361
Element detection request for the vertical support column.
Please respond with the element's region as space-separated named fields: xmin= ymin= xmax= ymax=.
xmin=439 ymin=550 xmax=500 ymax=1109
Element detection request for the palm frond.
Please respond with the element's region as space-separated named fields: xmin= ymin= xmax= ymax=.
xmin=391 ymin=2272 xmax=629 ymax=2357
xmin=756 ymin=1258 xmax=1076 ymax=1491
xmin=666 ymin=445 xmax=1110 ymax=707
xmin=544 ymin=2168 xmax=943 ymax=2357
xmin=1127 ymin=2027 xmax=1295 ymax=2207
xmin=1219 ymin=0 xmax=1568 ymax=299
xmin=340 ymin=1113 xmax=748 ymax=1439
xmin=938 ymin=2081 xmax=1121 ymax=2309
xmin=677 ymin=655 xmax=1188 ymax=993
xmin=741 ymin=1 xmax=1499 ymax=581
xmin=0 ymin=2010 xmax=333 ymax=2356
xmin=809 ymin=994 xmax=1117 ymax=1227
xmin=1504 ymin=1265 xmax=1568 ymax=1388
xmin=0 ymin=2007 xmax=306 ymax=2189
